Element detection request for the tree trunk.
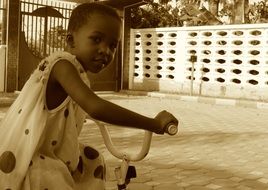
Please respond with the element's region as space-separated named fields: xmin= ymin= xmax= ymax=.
xmin=244 ymin=0 xmax=250 ymax=23
xmin=208 ymin=0 xmax=220 ymax=16
xmin=230 ymin=0 xmax=249 ymax=24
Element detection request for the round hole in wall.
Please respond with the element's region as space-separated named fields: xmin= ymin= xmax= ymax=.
xmin=202 ymin=31 xmax=212 ymax=36
xmin=202 ymin=68 xmax=210 ymax=72
xmin=168 ymin=66 xmax=175 ymax=70
xmin=170 ymin=41 xmax=176 ymax=46
xmin=189 ymin=32 xmax=197 ymax=37
xmin=189 ymin=50 xmax=197 ymax=54
xmin=145 ymin=49 xmax=151 ymax=54
xmin=157 ymin=49 xmax=163 ymax=54
xmin=248 ymin=79 xmax=258 ymax=85
xmin=145 ymin=57 xmax=151 ymax=61
xmin=216 ymin=68 xmax=225 ymax=73
xmin=249 ymin=40 xmax=261 ymax=45
xmin=250 ymin=30 xmax=262 ymax=36
xmin=169 ymin=58 xmax=175 ymax=62
xmin=156 ymin=66 xmax=162 ymax=70
xmin=249 ymin=60 xmax=259 ymax=65
xmin=146 ymin=42 xmax=152 ymax=46
xmin=135 ymin=42 xmax=140 ymax=46
xmin=145 ymin=65 xmax=151 ymax=69
xmin=203 ymin=58 xmax=211 ymax=63
xmin=167 ymin=75 xmax=175 ymax=79
xmin=156 ymin=74 xmax=162 ymax=78
xmin=135 ymin=34 xmax=141 ymax=38
xmin=187 ymin=76 xmax=195 ymax=80
xmin=218 ymin=40 xmax=227 ymax=45
xmin=217 ymin=50 xmax=226 ymax=55
xmin=233 ymin=50 xmax=242 ymax=55
xmin=157 ymin=41 xmax=163 ymax=46
xmin=233 ymin=40 xmax=243 ymax=45
xmin=135 ymin=49 xmax=140 ymax=54
xmin=232 ymin=69 xmax=242 ymax=74
xmin=170 ymin=33 xmax=177 ymax=37
xmin=217 ymin=31 xmax=227 ymax=36
xmin=233 ymin=59 xmax=242 ymax=64
xmin=202 ymin=50 xmax=211 ymax=55
xmin=157 ymin=57 xmax=163 ymax=62
xmin=250 ymin=50 xmax=260 ymax=55
xmin=135 ymin=57 xmax=139 ymax=61
xmin=145 ymin=73 xmax=150 ymax=78
xmin=232 ymin=79 xmax=241 ymax=84
xmin=134 ymin=65 xmax=139 ymax=69
xmin=202 ymin=77 xmax=209 ymax=82
xmin=134 ymin=73 xmax=139 ymax=77
xmin=249 ymin=70 xmax=259 ymax=75
xmin=157 ymin=33 xmax=164 ymax=37
xmin=203 ymin=41 xmax=212 ymax=45
xmin=233 ymin=31 xmax=243 ymax=36
xmin=169 ymin=50 xmax=176 ymax=54
xmin=217 ymin=59 xmax=226 ymax=64
xmin=216 ymin=78 xmax=225 ymax=82
xmin=188 ymin=41 xmax=197 ymax=45
xmin=188 ymin=67 xmax=196 ymax=72
xmin=146 ymin=34 xmax=152 ymax=38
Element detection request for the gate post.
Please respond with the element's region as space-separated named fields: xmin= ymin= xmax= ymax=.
xmin=6 ymin=0 xmax=20 ymax=92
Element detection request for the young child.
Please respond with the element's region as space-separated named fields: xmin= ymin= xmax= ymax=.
xmin=0 ymin=3 xmax=178 ymax=190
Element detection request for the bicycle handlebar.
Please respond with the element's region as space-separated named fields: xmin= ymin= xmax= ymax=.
xmin=165 ymin=124 xmax=178 ymax=136
xmin=93 ymin=119 xmax=178 ymax=162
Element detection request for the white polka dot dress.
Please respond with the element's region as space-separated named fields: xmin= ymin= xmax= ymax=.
xmin=0 ymin=51 xmax=106 ymax=190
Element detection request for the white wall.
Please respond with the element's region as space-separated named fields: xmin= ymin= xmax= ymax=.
xmin=0 ymin=45 xmax=6 ymax=92
xmin=129 ymin=24 xmax=268 ymax=101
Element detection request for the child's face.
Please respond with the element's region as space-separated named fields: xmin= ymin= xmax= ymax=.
xmin=72 ymin=13 xmax=122 ymax=73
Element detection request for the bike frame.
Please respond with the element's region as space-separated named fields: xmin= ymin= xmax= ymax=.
xmin=92 ymin=118 xmax=178 ymax=190
xmin=94 ymin=120 xmax=152 ymax=190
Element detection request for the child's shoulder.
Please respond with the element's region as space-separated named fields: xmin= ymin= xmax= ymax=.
xmin=45 ymin=51 xmax=76 ymax=65
xmin=37 ymin=51 xmax=80 ymax=74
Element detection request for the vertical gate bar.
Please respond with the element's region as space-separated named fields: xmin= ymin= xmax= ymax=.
xmin=1 ymin=0 xmax=7 ymax=44
xmin=63 ymin=4 xmax=67 ymax=49
xmin=31 ymin=2 xmax=34 ymax=52
xmin=32 ymin=4 xmax=37 ymax=54
xmin=48 ymin=17 xmax=51 ymax=55
xmin=40 ymin=18 xmax=43 ymax=57
xmin=27 ymin=1 xmax=30 ymax=50
xmin=21 ymin=2 xmax=24 ymax=34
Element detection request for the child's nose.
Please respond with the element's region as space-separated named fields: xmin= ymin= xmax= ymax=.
xmin=98 ymin=44 xmax=110 ymax=55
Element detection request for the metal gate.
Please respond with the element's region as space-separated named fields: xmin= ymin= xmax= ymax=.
xmin=19 ymin=0 xmax=120 ymax=91
xmin=21 ymin=0 xmax=76 ymax=58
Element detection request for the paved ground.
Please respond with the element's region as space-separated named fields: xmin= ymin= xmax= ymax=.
xmin=1 ymin=93 xmax=268 ymax=190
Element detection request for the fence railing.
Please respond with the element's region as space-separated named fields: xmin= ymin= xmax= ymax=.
xmin=21 ymin=0 xmax=76 ymax=58
xmin=129 ymin=24 xmax=268 ymax=101
xmin=0 ymin=0 xmax=7 ymax=45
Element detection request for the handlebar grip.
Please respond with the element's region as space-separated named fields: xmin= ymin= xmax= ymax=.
xmin=165 ymin=124 xmax=178 ymax=136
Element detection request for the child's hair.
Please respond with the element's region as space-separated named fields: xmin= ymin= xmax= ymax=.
xmin=67 ymin=2 xmax=121 ymax=34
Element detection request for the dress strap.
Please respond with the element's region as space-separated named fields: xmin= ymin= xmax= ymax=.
xmin=36 ymin=51 xmax=90 ymax=87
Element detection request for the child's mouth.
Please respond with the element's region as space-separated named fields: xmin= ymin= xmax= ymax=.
xmin=93 ymin=60 xmax=107 ymax=69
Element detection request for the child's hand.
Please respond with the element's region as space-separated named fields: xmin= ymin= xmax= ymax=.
xmin=154 ymin=110 xmax=179 ymax=134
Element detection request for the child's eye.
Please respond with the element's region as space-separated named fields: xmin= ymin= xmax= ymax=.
xmin=90 ymin=36 xmax=102 ymax=43
xmin=110 ymin=42 xmax=118 ymax=50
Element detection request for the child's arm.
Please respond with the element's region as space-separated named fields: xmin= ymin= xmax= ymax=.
xmin=51 ymin=60 xmax=178 ymax=134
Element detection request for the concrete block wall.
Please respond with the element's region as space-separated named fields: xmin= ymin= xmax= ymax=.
xmin=0 ymin=45 xmax=6 ymax=92
xmin=128 ymin=24 xmax=268 ymax=101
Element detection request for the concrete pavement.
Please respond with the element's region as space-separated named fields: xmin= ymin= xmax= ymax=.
xmin=79 ymin=93 xmax=268 ymax=190
xmin=1 ymin=92 xmax=268 ymax=189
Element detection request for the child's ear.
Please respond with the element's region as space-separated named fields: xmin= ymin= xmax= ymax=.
xmin=66 ymin=34 xmax=75 ymax=48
